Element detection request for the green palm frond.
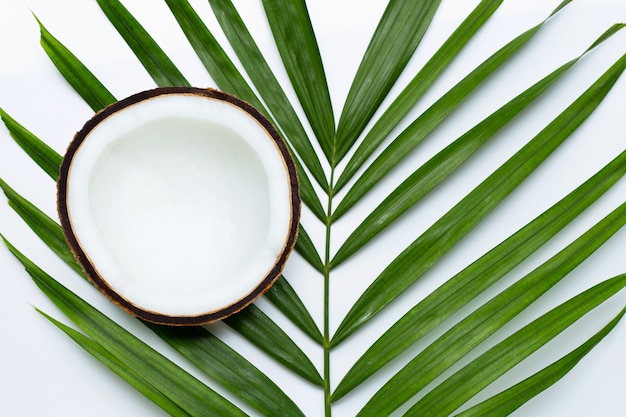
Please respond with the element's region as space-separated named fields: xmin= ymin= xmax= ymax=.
xmin=0 ymin=1 xmax=624 ymax=416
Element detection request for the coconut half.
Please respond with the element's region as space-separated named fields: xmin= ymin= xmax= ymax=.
xmin=57 ymin=87 xmax=300 ymax=326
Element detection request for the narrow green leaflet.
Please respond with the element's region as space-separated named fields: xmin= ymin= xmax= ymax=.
xmin=0 ymin=178 xmax=81 ymax=275
xmin=162 ymin=0 xmax=262 ymax=107
xmin=356 ymin=202 xmax=626 ymax=416
xmin=454 ymin=307 xmax=626 ymax=417
xmin=332 ymin=149 xmax=626 ymax=400
xmin=294 ymin=225 xmax=325 ymax=273
xmin=588 ymin=21 xmax=626 ymax=50
xmin=265 ymin=276 xmax=324 ymax=344
xmin=331 ymin=24 xmax=624 ymax=267
xmin=146 ymin=323 xmax=306 ymax=417
xmin=3 ymin=239 xmax=246 ymax=417
xmin=36 ymin=27 xmax=119 ymax=113
xmin=261 ymin=0 xmax=335 ymax=162
xmin=224 ymin=303 xmax=323 ymax=386
xmin=0 ymin=108 xmax=61 ymax=180
xmin=37 ymin=18 xmax=116 ymax=112
xmin=40 ymin=311 xmax=192 ymax=417
xmin=288 ymin=152 xmax=328 ymax=224
xmin=199 ymin=0 xmax=329 ymax=191
xmin=405 ymin=273 xmax=626 ymax=417
xmin=292 ymin=158 xmax=328 ymax=222
xmin=334 ymin=0 xmax=443 ymax=161
xmin=332 ymin=53 xmax=626 ymax=346
xmin=95 ymin=0 xmax=190 ymax=87
xmin=333 ymin=3 xmax=568 ymax=220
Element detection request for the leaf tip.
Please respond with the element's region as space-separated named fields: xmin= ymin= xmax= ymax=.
xmin=30 ymin=12 xmax=44 ymax=30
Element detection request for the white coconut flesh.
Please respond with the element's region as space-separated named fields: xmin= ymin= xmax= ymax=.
xmin=58 ymin=88 xmax=299 ymax=324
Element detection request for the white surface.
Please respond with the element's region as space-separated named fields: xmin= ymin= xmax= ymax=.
xmin=67 ymin=93 xmax=290 ymax=317
xmin=0 ymin=0 xmax=624 ymax=416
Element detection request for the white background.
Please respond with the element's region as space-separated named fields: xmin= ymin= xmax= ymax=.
xmin=0 ymin=0 xmax=625 ymax=416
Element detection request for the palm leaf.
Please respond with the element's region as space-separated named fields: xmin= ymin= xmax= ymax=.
xmin=40 ymin=311 xmax=193 ymax=417
xmin=36 ymin=25 xmax=118 ymax=113
xmin=294 ymin=226 xmax=325 ymax=273
xmin=262 ymin=0 xmax=335 ymax=162
xmin=37 ymin=18 xmax=117 ymax=112
xmin=146 ymin=322 xmax=306 ymax=417
xmin=95 ymin=0 xmax=189 ymax=87
xmin=0 ymin=108 xmax=62 ymax=180
xmin=333 ymin=0 xmax=443 ymax=161
xmin=0 ymin=178 xmax=82 ymax=275
xmin=264 ymin=274 xmax=323 ymax=343
xmin=223 ymin=304 xmax=323 ymax=386
xmin=0 ymin=1 xmax=624 ymax=416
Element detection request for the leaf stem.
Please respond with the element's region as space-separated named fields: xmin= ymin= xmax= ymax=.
xmin=323 ymin=169 xmax=335 ymax=417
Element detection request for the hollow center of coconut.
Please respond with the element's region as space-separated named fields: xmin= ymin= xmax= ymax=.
xmin=58 ymin=88 xmax=299 ymax=325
